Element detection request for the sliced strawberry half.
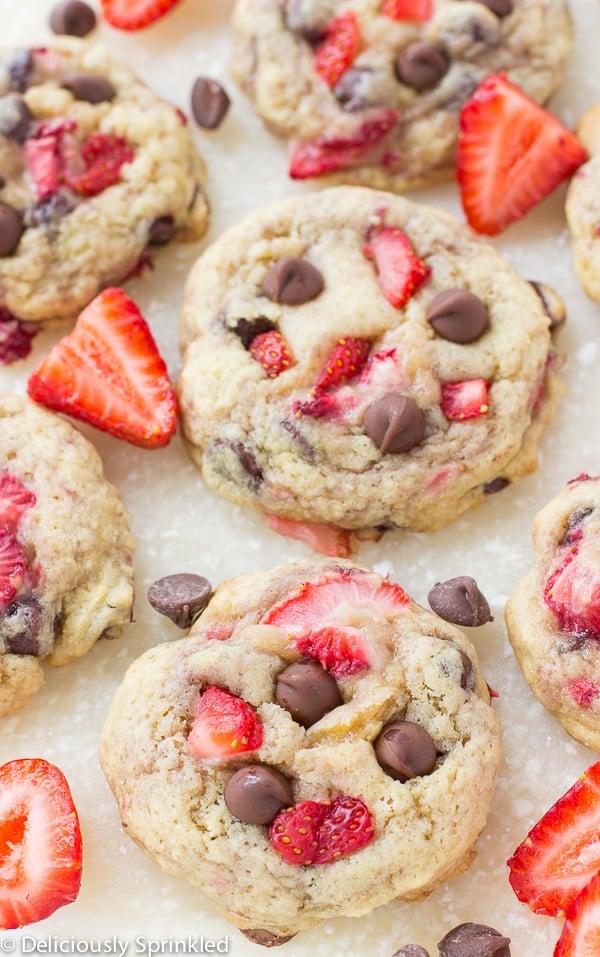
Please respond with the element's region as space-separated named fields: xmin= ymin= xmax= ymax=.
xmin=27 ymin=287 xmax=178 ymax=449
xmin=363 ymin=227 xmax=431 ymax=308
xmin=554 ymin=872 xmax=600 ymax=957
xmin=0 ymin=758 xmax=82 ymax=930
xmin=313 ymin=12 xmax=361 ymax=89
xmin=507 ymin=761 xmax=600 ymax=916
xmin=187 ymin=685 xmax=264 ymax=761
xmin=0 ymin=472 xmax=36 ymax=529
xmin=440 ymin=378 xmax=489 ymax=421
xmin=544 ymin=527 xmax=600 ymax=639
xmin=314 ymin=337 xmax=371 ymax=393
xmin=457 ymin=72 xmax=587 ymax=235
xmin=261 ymin=566 xmax=409 ymax=678
xmin=0 ymin=528 xmax=28 ymax=605
xmin=289 ymin=109 xmax=400 ymax=180
xmin=100 ymin=0 xmax=181 ymax=30
xmin=381 ymin=0 xmax=433 ymax=22
xmin=269 ymin=794 xmax=374 ymax=865
xmin=249 ymin=330 xmax=295 ymax=378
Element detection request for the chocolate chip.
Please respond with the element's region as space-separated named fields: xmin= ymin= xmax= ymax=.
xmin=241 ymin=930 xmax=296 ymax=948
xmin=231 ymin=441 xmax=263 ymax=488
xmin=393 ymin=948 xmax=431 ymax=957
xmin=261 ymin=257 xmax=324 ymax=306
xmin=374 ymin=720 xmax=437 ymax=782
xmin=529 ymin=280 xmax=566 ymax=332
xmin=428 ymin=576 xmax=492 ymax=627
xmin=61 ymin=73 xmax=116 ymax=104
xmin=0 ymin=203 xmax=23 ymax=257
xmin=0 ymin=93 xmax=33 ymax=143
xmin=276 ymin=659 xmax=342 ymax=727
xmin=148 ymin=215 xmax=176 ymax=246
xmin=483 ymin=477 xmax=509 ymax=494
xmin=49 ymin=0 xmax=97 ymax=36
xmin=190 ymin=77 xmax=230 ymax=130
xmin=25 ymin=193 xmax=74 ymax=229
xmin=147 ymin=573 xmax=212 ymax=629
xmin=395 ymin=42 xmax=450 ymax=92
xmin=427 ymin=289 xmax=489 ymax=343
xmin=8 ymin=50 xmax=33 ymax=93
xmin=472 ymin=0 xmax=513 ymax=16
xmin=437 ymin=923 xmax=511 ymax=957
xmin=224 ymin=764 xmax=294 ymax=825
xmin=233 ymin=316 xmax=276 ymax=349
xmin=4 ymin=597 xmax=41 ymax=656
xmin=334 ymin=67 xmax=372 ymax=111
xmin=363 ymin=393 xmax=425 ymax=454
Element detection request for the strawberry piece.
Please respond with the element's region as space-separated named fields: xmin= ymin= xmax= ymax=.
xmin=0 ymin=758 xmax=82 ymax=930
xmin=22 ymin=119 xmax=77 ymax=199
xmin=261 ymin=565 xmax=408 ymax=678
xmin=292 ymin=386 xmax=359 ymax=420
xmin=363 ymin=227 xmax=431 ymax=308
xmin=567 ymin=677 xmax=600 ymax=708
xmin=100 ymin=0 xmax=180 ymax=30
xmin=440 ymin=378 xmax=489 ymax=420
xmin=544 ymin=531 xmax=600 ymax=639
xmin=507 ymin=761 xmax=600 ymax=916
xmin=289 ymin=109 xmax=400 ymax=179
xmin=381 ymin=0 xmax=433 ymax=21
xmin=249 ymin=330 xmax=295 ymax=378
xmin=0 ymin=528 xmax=28 ymax=605
xmin=27 ymin=287 xmax=178 ymax=449
xmin=63 ymin=133 xmax=134 ymax=197
xmin=0 ymin=310 xmax=38 ymax=366
xmin=269 ymin=794 xmax=374 ymax=865
xmin=554 ymin=872 xmax=600 ymax=957
xmin=266 ymin=514 xmax=352 ymax=558
xmin=187 ymin=685 xmax=264 ymax=761
xmin=314 ymin=337 xmax=371 ymax=392
xmin=457 ymin=72 xmax=587 ymax=235
xmin=313 ymin=12 xmax=361 ymax=89
xmin=0 ymin=472 xmax=36 ymax=529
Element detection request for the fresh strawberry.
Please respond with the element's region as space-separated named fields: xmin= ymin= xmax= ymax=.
xmin=0 ymin=758 xmax=82 ymax=930
xmin=363 ymin=227 xmax=430 ymax=308
xmin=266 ymin=514 xmax=352 ymax=558
xmin=249 ymin=330 xmax=295 ymax=378
xmin=289 ymin=109 xmax=400 ymax=179
xmin=269 ymin=794 xmax=374 ymax=865
xmin=381 ymin=0 xmax=433 ymax=21
xmin=63 ymin=133 xmax=134 ymax=197
xmin=261 ymin=566 xmax=408 ymax=678
xmin=0 ymin=472 xmax=36 ymax=529
xmin=440 ymin=378 xmax=489 ymax=420
xmin=293 ymin=349 xmax=405 ymax=421
xmin=313 ymin=12 xmax=361 ymax=89
xmin=507 ymin=761 xmax=600 ymax=916
xmin=0 ymin=528 xmax=28 ymax=605
xmin=544 ymin=529 xmax=600 ymax=639
xmin=187 ymin=685 xmax=264 ymax=761
xmin=457 ymin=72 xmax=587 ymax=235
xmin=554 ymin=872 xmax=600 ymax=957
xmin=27 ymin=287 xmax=178 ymax=449
xmin=100 ymin=0 xmax=181 ymax=31
xmin=314 ymin=337 xmax=371 ymax=393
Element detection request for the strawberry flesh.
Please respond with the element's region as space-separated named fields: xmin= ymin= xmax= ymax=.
xmin=363 ymin=226 xmax=431 ymax=308
xmin=289 ymin=109 xmax=400 ymax=180
xmin=64 ymin=133 xmax=134 ymax=196
xmin=27 ymin=287 xmax=178 ymax=449
xmin=440 ymin=378 xmax=489 ymax=420
xmin=313 ymin=12 xmax=361 ymax=89
xmin=187 ymin=685 xmax=264 ymax=761
xmin=269 ymin=794 xmax=374 ymax=865
xmin=100 ymin=0 xmax=180 ymax=31
xmin=508 ymin=760 xmax=600 ymax=916
xmin=0 ymin=528 xmax=28 ymax=605
xmin=457 ymin=72 xmax=587 ymax=235
xmin=544 ymin=513 xmax=600 ymax=639
xmin=314 ymin=337 xmax=371 ymax=393
xmin=249 ymin=330 xmax=295 ymax=378
xmin=381 ymin=0 xmax=433 ymax=21
xmin=0 ymin=758 xmax=82 ymax=930
xmin=0 ymin=472 xmax=36 ymax=529
xmin=266 ymin=514 xmax=352 ymax=558
xmin=554 ymin=871 xmax=600 ymax=957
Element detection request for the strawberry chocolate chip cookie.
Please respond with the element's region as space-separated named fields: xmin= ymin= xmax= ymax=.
xmin=0 ymin=392 xmax=134 ymax=716
xmin=230 ymin=0 xmax=572 ymax=191
xmin=506 ymin=474 xmax=600 ymax=752
xmin=178 ymin=186 xmax=565 ymax=544
xmin=0 ymin=37 xmax=209 ymax=356
xmin=100 ymin=557 xmax=502 ymax=943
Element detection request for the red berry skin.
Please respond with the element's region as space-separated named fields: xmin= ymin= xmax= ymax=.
xmin=314 ymin=337 xmax=371 ymax=392
xmin=313 ymin=12 xmax=361 ymax=89
xmin=363 ymin=227 xmax=431 ymax=308
xmin=269 ymin=794 xmax=375 ymax=866
xmin=249 ymin=330 xmax=295 ymax=378
xmin=440 ymin=379 xmax=490 ymax=421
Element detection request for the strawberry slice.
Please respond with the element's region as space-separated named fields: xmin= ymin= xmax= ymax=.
xmin=313 ymin=12 xmax=361 ymax=89
xmin=0 ymin=472 xmax=36 ymax=529
xmin=544 ymin=523 xmax=600 ymax=639
xmin=381 ymin=0 xmax=433 ymax=21
xmin=27 ymin=287 xmax=178 ymax=449
xmin=266 ymin=514 xmax=352 ymax=558
xmin=289 ymin=109 xmax=400 ymax=179
xmin=363 ymin=227 xmax=431 ymax=308
xmin=249 ymin=330 xmax=295 ymax=378
xmin=261 ymin=566 xmax=408 ymax=678
xmin=63 ymin=133 xmax=134 ymax=197
xmin=507 ymin=761 xmax=600 ymax=916
xmin=554 ymin=872 xmax=600 ymax=957
xmin=0 ymin=758 xmax=82 ymax=930
xmin=100 ymin=0 xmax=180 ymax=30
xmin=457 ymin=72 xmax=587 ymax=235
xmin=440 ymin=378 xmax=489 ymax=421
xmin=314 ymin=337 xmax=371 ymax=392
xmin=269 ymin=794 xmax=374 ymax=865
xmin=187 ymin=685 xmax=264 ymax=761
xmin=0 ymin=528 xmax=28 ymax=605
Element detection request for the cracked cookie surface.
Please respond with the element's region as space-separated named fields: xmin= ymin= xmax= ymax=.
xmin=566 ymin=104 xmax=600 ymax=303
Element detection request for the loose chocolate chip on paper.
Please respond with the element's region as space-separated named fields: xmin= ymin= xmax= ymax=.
xmin=395 ymin=42 xmax=450 ymax=92
xmin=392 ymin=947 xmax=431 ymax=957
xmin=261 ymin=256 xmax=324 ymax=305
xmin=62 ymin=73 xmax=116 ymax=104
xmin=0 ymin=203 xmax=24 ymax=257
xmin=364 ymin=392 xmax=425 ymax=454
xmin=147 ymin=573 xmax=213 ymax=629
xmin=438 ymin=922 xmax=511 ymax=957
xmin=191 ymin=77 xmax=231 ymax=130
xmin=49 ymin=0 xmax=97 ymax=36
xmin=426 ymin=289 xmax=489 ymax=343
xmin=428 ymin=576 xmax=492 ymax=627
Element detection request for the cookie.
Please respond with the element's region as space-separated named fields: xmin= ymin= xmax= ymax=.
xmin=100 ymin=557 xmax=502 ymax=943
xmin=0 ymin=38 xmax=209 ymax=335
xmin=230 ymin=0 xmax=572 ymax=190
xmin=565 ymin=103 xmax=600 ymax=302
xmin=505 ymin=473 xmax=600 ymax=752
xmin=0 ymin=393 xmax=134 ymax=716
xmin=178 ymin=186 xmax=565 ymax=540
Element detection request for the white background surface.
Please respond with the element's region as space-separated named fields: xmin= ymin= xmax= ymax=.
xmin=1 ymin=1 xmax=600 ymax=954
